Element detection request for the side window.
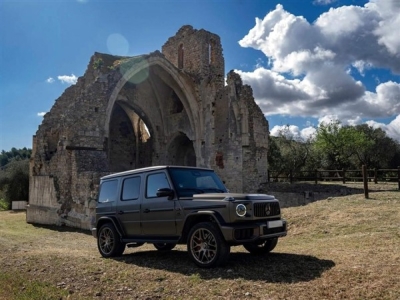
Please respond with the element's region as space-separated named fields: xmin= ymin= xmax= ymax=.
xmin=121 ymin=176 xmax=141 ymax=201
xmin=98 ymin=180 xmax=118 ymax=203
xmin=146 ymin=172 xmax=170 ymax=198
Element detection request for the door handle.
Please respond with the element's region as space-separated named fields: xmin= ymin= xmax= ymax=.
xmin=143 ymin=208 xmax=150 ymax=213
xmin=118 ymin=210 xmax=124 ymax=215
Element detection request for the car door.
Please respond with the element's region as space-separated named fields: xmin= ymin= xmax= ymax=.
xmin=141 ymin=171 xmax=177 ymax=236
xmin=115 ymin=175 xmax=141 ymax=237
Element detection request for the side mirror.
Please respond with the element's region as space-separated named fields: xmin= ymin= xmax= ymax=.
xmin=156 ymin=188 xmax=175 ymax=200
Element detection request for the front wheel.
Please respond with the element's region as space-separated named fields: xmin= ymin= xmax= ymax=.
xmin=153 ymin=243 xmax=176 ymax=251
xmin=97 ymin=223 xmax=125 ymax=258
xmin=187 ymin=222 xmax=230 ymax=268
xmin=243 ymin=238 xmax=278 ymax=255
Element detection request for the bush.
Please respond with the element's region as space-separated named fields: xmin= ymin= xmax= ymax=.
xmin=0 ymin=198 xmax=9 ymax=210
xmin=0 ymin=160 xmax=29 ymax=209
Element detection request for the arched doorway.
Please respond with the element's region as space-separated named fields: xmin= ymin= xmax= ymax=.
xmin=108 ymin=101 xmax=153 ymax=172
xmin=105 ymin=56 xmax=201 ymax=171
xmin=167 ymin=132 xmax=196 ymax=166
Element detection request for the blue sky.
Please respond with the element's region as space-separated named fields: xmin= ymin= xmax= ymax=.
xmin=1 ymin=0 xmax=400 ymax=151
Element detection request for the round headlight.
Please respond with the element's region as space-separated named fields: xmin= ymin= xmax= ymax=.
xmin=236 ymin=204 xmax=247 ymax=217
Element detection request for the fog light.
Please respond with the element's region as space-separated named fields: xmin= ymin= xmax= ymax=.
xmin=236 ymin=204 xmax=247 ymax=217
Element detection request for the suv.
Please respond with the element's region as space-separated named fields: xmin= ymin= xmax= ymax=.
xmin=91 ymin=166 xmax=287 ymax=268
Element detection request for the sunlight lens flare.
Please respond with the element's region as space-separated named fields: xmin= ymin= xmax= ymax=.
xmin=120 ymin=57 xmax=150 ymax=85
xmin=107 ymin=33 xmax=129 ymax=56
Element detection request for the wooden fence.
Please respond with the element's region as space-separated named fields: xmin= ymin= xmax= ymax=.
xmin=268 ymin=166 xmax=400 ymax=194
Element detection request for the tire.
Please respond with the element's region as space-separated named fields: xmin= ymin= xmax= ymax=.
xmin=243 ymin=238 xmax=278 ymax=255
xmin=187 ymin=222 xmax=230 ymax=268
xmin=153 ymin=243 xmax=176 ymax=251
xmin=97 ymin=223 xmax=125 ymax=258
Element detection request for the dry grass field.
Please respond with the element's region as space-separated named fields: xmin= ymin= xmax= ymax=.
xmin=0 ymin=190 xmax=399 ymax=299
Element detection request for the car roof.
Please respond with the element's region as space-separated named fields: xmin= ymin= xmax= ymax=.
xmin=100 ymin=165 xmax=213 ymax=180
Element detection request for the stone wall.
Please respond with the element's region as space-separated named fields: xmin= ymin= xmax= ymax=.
xmin=259 ymin=182 xmax=366 ymax=208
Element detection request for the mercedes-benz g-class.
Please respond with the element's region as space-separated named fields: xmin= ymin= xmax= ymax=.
xmin=91 ymin=166 xmax=287 ymax=268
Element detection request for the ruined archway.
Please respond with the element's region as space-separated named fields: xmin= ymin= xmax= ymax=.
xmin=106 ymin=55 xmax=200 ymax=167
xmin=28 ymin=26 xmax=271 ymax=231
xmin=167 ymin=132 xmax=196 ymax=166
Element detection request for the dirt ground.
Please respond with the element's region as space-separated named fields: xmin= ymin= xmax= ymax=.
xmin=1 ymin=190 xmax=399 ymax=299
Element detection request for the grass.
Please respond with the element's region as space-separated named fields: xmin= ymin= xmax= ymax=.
xmin=0 ymin=191 xmax=399 ymax=299
xmin=0 ymin=273 xmax=69 ymax=300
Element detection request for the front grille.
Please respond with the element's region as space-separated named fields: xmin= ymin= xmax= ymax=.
xmin=234 ymin=228 xmax=254 ymax=240
xmin=253 ymin=202 xmax=280 ymax=217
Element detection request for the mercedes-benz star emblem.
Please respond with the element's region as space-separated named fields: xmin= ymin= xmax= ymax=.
xmin=265 ymin=204 xmax=271 ymax=216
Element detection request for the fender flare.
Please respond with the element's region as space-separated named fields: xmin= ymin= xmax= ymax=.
xmin=180 ymin=210 xmax=225 ymax=242
xmin=96 ymin=216 xmax=125 ymax=238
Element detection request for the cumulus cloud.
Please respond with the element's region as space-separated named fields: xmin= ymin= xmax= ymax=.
xmin=37 ymin=112 xmax=46 ymax=117
xmin=238 ymin=1 xmax=400 ymax=140
xmin=57 ymin=74 xmax=78 ymax=85
xmin=270 ymin=124 xmax=316 ymax=141
xmin=313 ymin=0 xmax=337 ymax=4
xmin=367 ymin=115 xmax=400 ymax=142
xmin=46 ymin=77 xmax=55 ymax=83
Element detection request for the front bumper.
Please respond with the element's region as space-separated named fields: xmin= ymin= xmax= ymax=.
xmin=220 ymin=219 xmax=287 ymax=244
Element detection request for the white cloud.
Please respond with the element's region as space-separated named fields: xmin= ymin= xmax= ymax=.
xmin=352 ymin=60 xmax=373 ymax=76
xmin=368 ymin=0 xmax=400 ymax=56
xmin=313 ymin=0 xmax=337 ymax=5
xmin=270 ymin=124 xmax=316 ymax=141
xmin=46 ymin=77 xmax=55 ymax=83
xmin=366 ymin=115 xmax=400 ymax=142
xmin=57 ymin=74 xmax=78 ymax=85
xmin=237 ymin=1 xmax=400 ymax=139
xmin=301 ymin=126 xmax=317 ymax=140
xmin=37 ymin=112 xmax=46 ymax=117
xmin=318 ymin=115 xmax=339 ymax=125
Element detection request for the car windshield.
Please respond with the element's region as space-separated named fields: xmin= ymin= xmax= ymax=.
xmin=168 ymin=168 xmax=227 ymax=198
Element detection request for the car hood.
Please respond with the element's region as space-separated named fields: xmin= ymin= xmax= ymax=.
xmin=193 ymin=193 xmax=277 ymax=201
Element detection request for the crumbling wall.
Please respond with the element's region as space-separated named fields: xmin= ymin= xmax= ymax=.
xmin=213 ymin=71 xmax=269 ymax=193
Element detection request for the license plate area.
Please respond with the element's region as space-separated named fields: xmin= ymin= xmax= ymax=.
xmin=267 ymin=220 xmax=283 ymax=228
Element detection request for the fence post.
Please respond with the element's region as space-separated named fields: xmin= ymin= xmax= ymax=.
xmin=362 ymin=165 xmax=369 ymax=199
xmin=315 ymin=169 xmax=318 ymax=184
xmin=290 ymin=170 xmax=293 ymax=184
xmin=267 ymin=170 xmax=270 ymax=183
xmin=342 ymin=168 xmax=346 ymax=184
xmin=374 ymin=168 xmax=378 ymax=184
xmin=398 ymin=166 xmax=400 ymax=191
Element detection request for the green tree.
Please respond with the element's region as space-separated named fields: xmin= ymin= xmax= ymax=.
xmin=352 ymin=124 xmax=398 ymax=168
xmin=0 ymin=148 xmax=32 ymax=167
xmin=268 ymin=126 xmax=314 ymax=181
xmin=313 ymin=121 xmax=372 ymax=170
xmin=0 ymin=159 xmax=30 ymax=210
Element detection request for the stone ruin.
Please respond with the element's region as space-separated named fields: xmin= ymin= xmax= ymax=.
xmin=27 ymin=25 xmax=270 ymax=229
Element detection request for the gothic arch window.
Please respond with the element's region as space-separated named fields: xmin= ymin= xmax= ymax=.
xmin=178 ymin=44 xmax=184 ymax=69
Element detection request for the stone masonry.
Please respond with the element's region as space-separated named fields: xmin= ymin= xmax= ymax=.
xmin=27 ymin=25 xmax=270 ymax=229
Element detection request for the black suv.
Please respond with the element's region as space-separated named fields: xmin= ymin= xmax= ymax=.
xmin=91 ymin=166 xmax=287 ymax=268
